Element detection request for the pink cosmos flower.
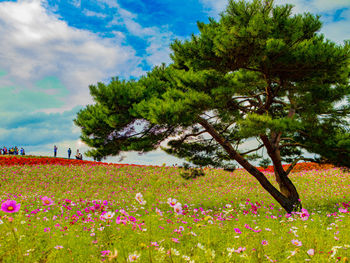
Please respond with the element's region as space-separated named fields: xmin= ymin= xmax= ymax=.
xmin=172 ymin=238 xmax=179 ymax=243
xmin=155 ymin=208 xmax=163 ymax=216
xmin=101 ymin=250 xmax=111 ymax=257
xmin=128 ymin=216 xmax=136 ymax=222
xmin=299 ymin=208 xmax=310 ymax=221
xmin=291 ymin=239 xmax=302 ymax=246
xmin=174 ymin=228 xmax=181 ymax=234
xmin=41 ymin=196 xmax=54 ymax=206
xmin=1 ymin=200 xmax=21 ymax=213
xmin=234 ymin=228 xmax=242 ymax=234
xmin=116 ymin=216 xmax=127 ymax=225
xmin=235 ymin=247 xmax=246 ymax=253
xmin=54 ymin=245 xmax=63 ymax=250
xmin=261 ymin=240 xmax=268 ymax=246
xmin=339 ymin=207 xmax=348 ymax=213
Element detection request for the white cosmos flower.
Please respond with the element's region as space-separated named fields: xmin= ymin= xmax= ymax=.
xmin=102 ymin=211 xmax=115 ymax=220
xmin=135 ymin=193 xmax=146 ymax=205
xmin=128 ymin=251 xmax=140 ymax=262
xmin=167 ymin=198 xmax=178 ymax=207
xmin=173 ymin=202 xmax=183 ymax=214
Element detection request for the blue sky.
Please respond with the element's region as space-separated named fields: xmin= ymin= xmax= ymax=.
xmin=0 ymin=0 xmax=349 ymax=165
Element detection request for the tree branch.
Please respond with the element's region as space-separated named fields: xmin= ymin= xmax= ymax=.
xmin=239 ymin=144 xmax=264 ymax=155
xmin=285 ymin=158 xmax=301 ymax=176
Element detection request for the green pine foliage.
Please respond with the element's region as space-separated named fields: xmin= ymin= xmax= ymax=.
xmin=75 ymin=0 xmax=350 ymax=169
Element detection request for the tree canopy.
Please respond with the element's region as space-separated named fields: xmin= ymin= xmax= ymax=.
xmin=75 ymin=0 xmax=350 ymax=213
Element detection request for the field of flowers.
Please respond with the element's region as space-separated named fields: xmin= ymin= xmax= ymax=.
xmin=0 ymin=156 xmax=349 ymax=262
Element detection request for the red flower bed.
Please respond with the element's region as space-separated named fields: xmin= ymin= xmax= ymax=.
xmin=0 ymin=155 xmax=335 ymax=172
xmin=0 ymin=155 xmax=146 ymax=167
xmin=258 ymin=162 xmax=335 ymax=173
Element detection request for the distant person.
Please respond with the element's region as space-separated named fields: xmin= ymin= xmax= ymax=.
xmin=75 ymin=150 xmax=82 ymax=160
xmin=20 ymin=148 xmax=25 ymax=156
xmin=68 ymin=148 xmax=72 ymax=159
xmin=75 ymin=149 xmax=80 ymax=159
xmin=54 ymin=145 xmax=58 ymax=157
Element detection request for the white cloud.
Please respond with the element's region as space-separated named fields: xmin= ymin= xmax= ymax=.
xmin=199 ymin=0 xmax=227 ymax=17
xmin=273 ymin=0 xmax=350 ymax=17
xmin=322 ymin=8 xmax=350 ymax=44
xmin=83 ymin=9 xmax=108 ymax=18
xmin=274 ymin=0 xmax=350 ymax=44
xmin=0 ymin=0 xmax=143 ymax=112
xmin=302 ymin=0 xmax=349 ymax=12
xmin=107 ymin=2 xmax=176 ymax=66
xmin=69 ymin=0 xmax=81 ymax=8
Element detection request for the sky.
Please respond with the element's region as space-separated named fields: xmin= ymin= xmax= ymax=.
xmin=0 ymin=0 xmax=349 ymax=165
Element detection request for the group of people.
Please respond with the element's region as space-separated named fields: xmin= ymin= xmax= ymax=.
xmin=1 ymin=146 xmax=25 ymax=155
xmin=54 ymin=146 xmax=83 ymax=160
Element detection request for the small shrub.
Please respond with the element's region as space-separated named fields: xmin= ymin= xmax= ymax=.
xmin=179 ymin=163 xmax=205 ymax=180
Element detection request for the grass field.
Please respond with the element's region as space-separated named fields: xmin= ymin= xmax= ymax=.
xmin=0 ymin=158 xmax=349 ymax=262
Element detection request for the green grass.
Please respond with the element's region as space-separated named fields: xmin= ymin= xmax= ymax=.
xmin=0 ymin=164 xmax=349 ymax=262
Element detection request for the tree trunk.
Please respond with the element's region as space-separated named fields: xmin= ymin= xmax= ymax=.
xmin=199 ymin=118 xmax=301 ymax=213
xmin=260 ymin=135 xmax=302 ymax=211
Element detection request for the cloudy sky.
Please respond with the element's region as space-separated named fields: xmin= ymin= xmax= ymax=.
xmin=0 ymin=0 xmax=349 ymax=165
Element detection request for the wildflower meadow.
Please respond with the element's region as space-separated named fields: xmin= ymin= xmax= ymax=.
xmin=0 ymin=156 xmax=349 ymax=262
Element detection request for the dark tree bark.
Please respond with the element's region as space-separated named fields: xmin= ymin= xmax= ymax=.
xmin=199 ymin=117 xmax=301 ymax=213
xmin=260 ymin=135 xmax=302 ymax=210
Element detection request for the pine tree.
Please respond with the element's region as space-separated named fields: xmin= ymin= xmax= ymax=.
xmin=75 ymin=0 xmax=350 ymax=213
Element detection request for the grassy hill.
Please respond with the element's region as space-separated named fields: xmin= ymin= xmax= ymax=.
xmin=0 ymin=156 xmax=349 ymax=262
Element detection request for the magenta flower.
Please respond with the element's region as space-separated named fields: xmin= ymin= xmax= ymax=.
xmin=234 ymin=228 xmax=242 ymax=234
xmin=261 ymin=240 xmax=268 ymax=246
xmin=339 ymin=207 xmax=348 ymax=213
xmin=299 ymin=208 xmax=309 ymax=220
xmin=115 ymin=216 xmax=127 ymax=225
xmin=1 ymin=200 xmax=21 ymax=213
xmin=41 ymin=196 xmax=54 ymax=206
xmin=101 ymin=250 xmax=111 ymax=257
